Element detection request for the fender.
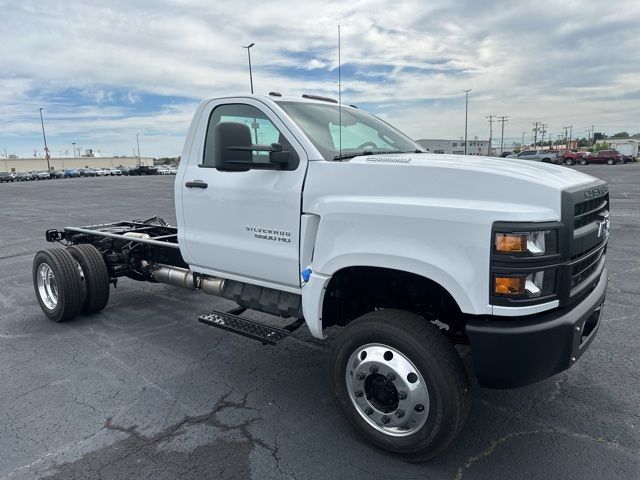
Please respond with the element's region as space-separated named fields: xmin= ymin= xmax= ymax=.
xmin=301 ymin=253 xmax=478 ymax=340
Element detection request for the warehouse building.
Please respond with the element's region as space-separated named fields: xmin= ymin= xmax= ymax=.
xmin=0 ymin=156 xmax=154 ymax=173
xmin=415 ymin=138 xmax=490 ymax=155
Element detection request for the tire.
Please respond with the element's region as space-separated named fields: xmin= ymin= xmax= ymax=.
xmin=67 ymin=244 xmax=110 ymax=314
xmin=565 ymin=159 xmax=575 ymax=166
xmin=579 ymin=159 xmax=587 ymax=165
xmin=607 ymin=159 xmax=614 ymax=165
xmin=329 ymin=309 xmax=470 ymax=462
xmin=33 ymin=248 xmax=85 ymax=322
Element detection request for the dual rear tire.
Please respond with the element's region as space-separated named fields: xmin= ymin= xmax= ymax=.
xmin=32 ymin=244 xmax=110 ymax=322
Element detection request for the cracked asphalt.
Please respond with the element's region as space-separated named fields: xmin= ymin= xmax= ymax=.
xmin=1 ymin=165 xmax=638 ymax=479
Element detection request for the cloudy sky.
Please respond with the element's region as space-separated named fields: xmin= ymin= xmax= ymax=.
xmin=1 ymin=0 xmax=639 ymax=158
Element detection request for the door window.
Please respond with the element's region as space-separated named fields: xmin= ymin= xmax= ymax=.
xmin=203 ymin=103 xmax=298 ymax=168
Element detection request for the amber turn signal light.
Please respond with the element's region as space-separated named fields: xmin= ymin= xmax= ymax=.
xmin=495 ymin=233 xmax=527 ymax=253
xmin=494 ymin=276 xmax=525 ymax=296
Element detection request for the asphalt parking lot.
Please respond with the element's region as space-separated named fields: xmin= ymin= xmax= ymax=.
xmin=1 ymin=167 xmax=638 ymax=480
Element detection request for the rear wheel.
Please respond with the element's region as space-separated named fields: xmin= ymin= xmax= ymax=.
xmin=33 ymin=248 xmax=85 ymax=322
xmin=579 ymin=159 xmax=587 ymax=165
xmin=607 ymin=158 xmax=615 ymax=165
xmin=565 ymin=159 xmax=575 ymax=166
xmin=329 ymin=309 xmax=470 ymax=461
xmin=67 ymin=244 xmax=111 ymax=314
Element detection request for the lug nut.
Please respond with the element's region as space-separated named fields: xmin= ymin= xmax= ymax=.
xmin=398 ymin=391 xmax=407 ymax=400
xmin=386 ymin=373 xmax=396 ymax=381
xmin=369 ymin=365 xmax=379 ymax=374
xmin=356 ymin=372 xmax=366 ymax=380
xmin=395 ymin=409 xmax=405 ymax=418
xmin=354 ymin=390 xmax=363 ymax=398
xmin=381 ymin=416 xmax=390 ymax=424
xmin=364 ymin=407 xmax=373 ymax=415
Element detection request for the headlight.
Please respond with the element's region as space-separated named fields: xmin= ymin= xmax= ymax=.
xmin=494 ymin=270 xmax=555 ymax=299
xmin=494 ymin=230 xmax=557 ymax=256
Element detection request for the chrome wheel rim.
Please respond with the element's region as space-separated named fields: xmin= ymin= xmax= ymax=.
xmin=37 ymin=263 xmax=58 ymax=310
xmin=346 ymin=343 xmax=430 ymax=437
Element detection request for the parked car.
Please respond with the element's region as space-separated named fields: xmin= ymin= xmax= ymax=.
xmin=509 ymin=149 xmax=560 ymax=164
xmin=128 ymin=165 xmax=158 ymax=176
xmin=63 ymin=168 xmax=81 ymax=178
xmin=108 ymin=168 xmax=122 ymax=176
xmin=34 ymin=171 xmax=51 ymax=180
xmin=0 ymin=171 xmax=13 ymax=183
xmin=583 ymin=150 xmax=623 ymax=165
xmin=156 ymin=166 xmax=172 ymax=175
xmin=15 ymin=171 xmax=33 ymax=181
xmin=94 ymin=168 xmax=109 ymax=176
xmin=168 ymin=167 xmax=178 ymax=174
xmin=499 ymin=151 xmax=513 ymax=158
xmin=78 ymin=168 xmax=95 ymax=177
xmin=50 ymin=170 xmax=65 ymax=179
xmin=120 ymin=166 xmax=133 ymax=175
xmin=560 ymin=151 xmax=580 ymax=166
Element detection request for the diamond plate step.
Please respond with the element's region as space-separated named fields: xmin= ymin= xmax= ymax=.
xmin=198 ymin=310 xmax=291 ymax=345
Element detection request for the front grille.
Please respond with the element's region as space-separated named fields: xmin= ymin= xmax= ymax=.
xmin=574 ymin=195 xmax=609 ymax=229
xmin=571 ymin=247 xmax=604 ymax=287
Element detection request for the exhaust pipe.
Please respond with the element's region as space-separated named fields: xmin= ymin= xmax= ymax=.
xmin=151 ymin=264 xmax=225 ymax=295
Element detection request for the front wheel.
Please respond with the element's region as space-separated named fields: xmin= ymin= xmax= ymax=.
xmin=329 ymin=309 xmax=470 ymax=461
xmin=565 ymin=159 xmax=575 ymax=166
xmin=579 ymin=159 xmax=587 ymax=165
xmin=607 ymin=159 xmax=615 ymax=165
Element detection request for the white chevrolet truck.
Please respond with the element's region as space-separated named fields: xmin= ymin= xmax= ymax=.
xmin=34 ymin=93 xmax=609 ymax=460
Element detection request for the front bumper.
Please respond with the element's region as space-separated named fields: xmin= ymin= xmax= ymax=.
xmin=466 ymin=268 xmax=607 ymax=389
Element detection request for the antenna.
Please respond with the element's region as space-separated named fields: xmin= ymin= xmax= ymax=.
xmin=338 ymin=25 xmax=342 ymax=160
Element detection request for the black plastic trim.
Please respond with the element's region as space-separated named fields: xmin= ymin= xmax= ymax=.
xmin=467 ymin=268 xmax=607 ymax=388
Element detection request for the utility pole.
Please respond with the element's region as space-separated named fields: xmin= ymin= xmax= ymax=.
xmin=533 ymin=122 xmax=539 ymax=147
xmin=136 ymin=133 xmax=141 ymax=166
xmin=591 ymin=125 xmax=595 ymax=147
xmin=498 ymin=116 xmax=508 ymax=155
xmin=463 ymin=89 xmax=471 ymax=155
xmin=38 ymin=108 xmax=51 ymax=171
xmin=540 ymin=123 xmax=548 ymax=147
xmin=586 ymin=127 xmax=593 ymax=147
xmin=522 ymin=131 xmax=525 ymax=148
xmin=242 ymin=43 xmax=255 ymax=94
xmin=563 ymin=126 xmax=570 ymax=148
xmin=568 ymin=125 xmax=573 ymax=149
xmin=486 ymin=115 xmax=496 ymax=156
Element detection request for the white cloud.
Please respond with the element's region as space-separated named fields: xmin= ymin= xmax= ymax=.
xmin=0 ymin=0 xmax=639 ymax=157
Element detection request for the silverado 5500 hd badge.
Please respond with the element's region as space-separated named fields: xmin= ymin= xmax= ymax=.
xmin=246 ymin=226 xmax=291 ymax=243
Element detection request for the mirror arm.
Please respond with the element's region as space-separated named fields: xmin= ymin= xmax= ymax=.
xmin=227 ymin=143 xmax=281 ymax=153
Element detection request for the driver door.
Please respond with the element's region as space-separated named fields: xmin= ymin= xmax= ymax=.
xmin=180 ymin=99 xmax=307 ymax=288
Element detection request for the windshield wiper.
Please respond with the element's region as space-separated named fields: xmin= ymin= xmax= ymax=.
xmin=332 ymin=150 xmax=412 ymax=161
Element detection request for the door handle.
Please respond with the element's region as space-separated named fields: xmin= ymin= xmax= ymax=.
xmin=185 ymin=180 xmax=208 ymax=189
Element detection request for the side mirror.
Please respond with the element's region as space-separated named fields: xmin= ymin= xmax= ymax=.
xmin=214 ymin=122 xmax=253 ymax=171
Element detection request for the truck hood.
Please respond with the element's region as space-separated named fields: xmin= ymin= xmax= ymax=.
xmin=304 ymin=152 xmax=601 ymax=224
xmin=351 ymin=153 xmax=596 ymax=190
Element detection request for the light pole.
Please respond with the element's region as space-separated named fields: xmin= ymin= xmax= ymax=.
xmin=38 ymin=108 xmax=51 ymax=171
xmin=463 ymin=89 xmax=471 ymax=155
xmin=136 ymin=133 xmax=141 ymax=166
xmin=72 ymin=142 xmax=76 ymax=158
xmin=242 ymin=43 xmax=255 ymax=94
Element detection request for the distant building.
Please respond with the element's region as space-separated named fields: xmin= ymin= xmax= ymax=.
xmin=416 ymin=138 xmax=490 ymax=155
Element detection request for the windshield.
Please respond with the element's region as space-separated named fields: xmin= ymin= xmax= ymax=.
xmin=276 ymin=101 xmax=423 ymax=161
